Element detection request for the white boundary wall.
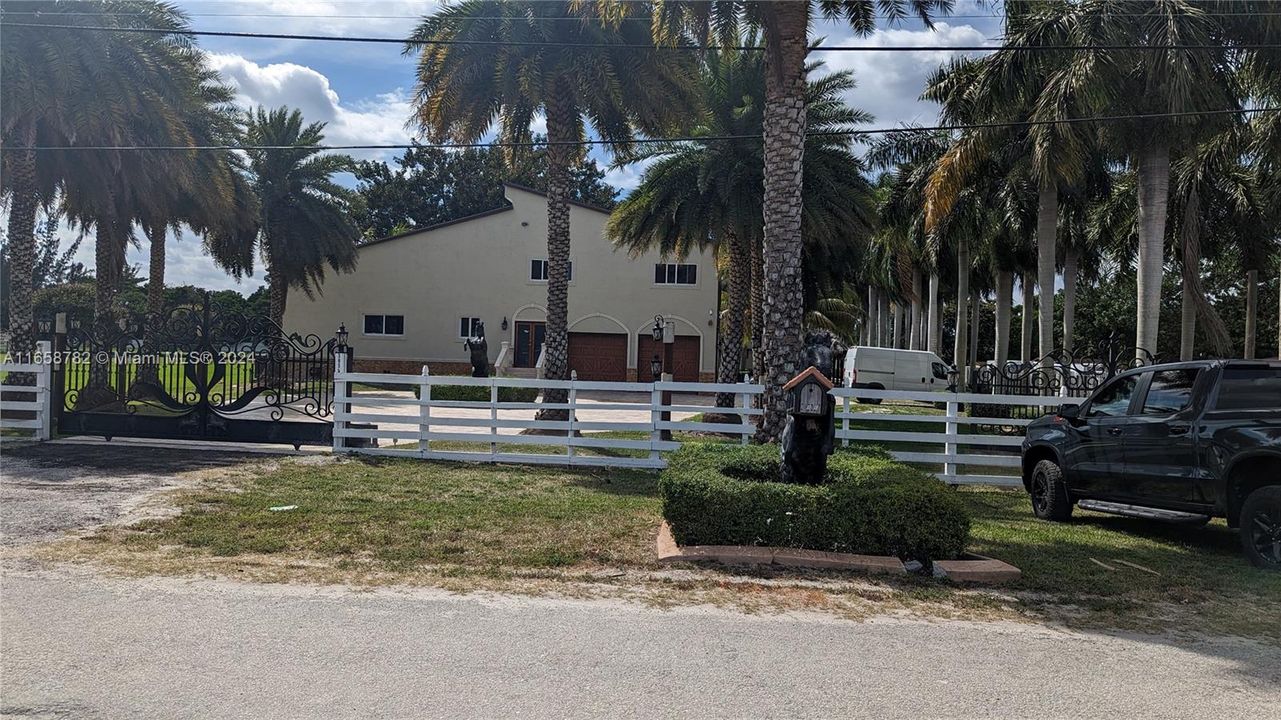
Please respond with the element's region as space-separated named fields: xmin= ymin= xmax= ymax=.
xmin=832 ymin=387 xmax=1063 ymax=487
xmin=0 ymin=340 xmax=53 ymax=441
xmin=333 ymin=354 xmax=763 ymax=469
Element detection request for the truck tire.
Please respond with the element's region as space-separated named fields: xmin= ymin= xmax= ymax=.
xmin=1029 ymin=459 xmax=1073 ymax=522
xmin=1239 ymin=485 xmax=1281 ymax=571
xmin=856 ymin=383 xmax=884 ymax=405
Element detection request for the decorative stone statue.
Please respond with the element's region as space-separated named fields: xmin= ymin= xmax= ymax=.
xmin=464 ymin=320 xmax=489 ymax=378
xmin=780 ymin=330 xmax=847 ymax=484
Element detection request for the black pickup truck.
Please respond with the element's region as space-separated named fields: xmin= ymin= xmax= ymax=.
xmin=1020 ymin=360 xmax=1281 ymax=569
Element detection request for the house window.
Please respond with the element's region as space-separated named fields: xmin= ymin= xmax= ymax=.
xmin=655 ymin=262 xmax=697 ymax=285
xmin=530 ymin=259 xmax=572 ymax=281
xmin=458 ymin=316 xmax=483 ymax=338
xmin=363 ymin=314 xmax=404 ymax=336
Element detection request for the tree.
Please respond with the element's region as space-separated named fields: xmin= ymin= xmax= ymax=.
xmin=234 ymin=107 xmax=360 ymax=328
xmin=650 ymin=0 xmax=948 ymax=439
xmin=354 ymin=142 xmax=618 ymax=240
xmin=0 ymin=217 xmax=84 ymax=328
xmin=606 ymin=42 xmax=874 ymax=408
xmin=406 ymin=0 xmax=699 ymax=419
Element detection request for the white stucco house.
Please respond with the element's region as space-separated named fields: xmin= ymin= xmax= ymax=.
xmin=283 ymin=183 xmax=720 ymax=381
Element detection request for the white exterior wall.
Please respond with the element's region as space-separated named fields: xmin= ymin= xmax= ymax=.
xmin=283 ymin=185 xmax=719 ymax=375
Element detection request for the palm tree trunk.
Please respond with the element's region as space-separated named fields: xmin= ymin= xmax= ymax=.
xmin=756 ymin=3 xmax=810 ymax=442
xmin=927 ymin=272 xmax=941 ymax=354
xmin=94 ymin=219 xmax=121 ymax=337
xmin=995 ymin=270 xmax=1012 ymax=365
xmin=860 ymin=286 xmax=871 ymax=345
xmin=3 ymin=135 xmax=38 ymax=376
xmin=891 ymin=303 xmax=902 ymax=349
xmin=953 ymin=243 xmax=970 ymax=385
xmin=1244 ymin=269 xmax=1258 ymax=360
xmin=909 ymin=268 xmax=923 ymax=350
xmin=869 ymin=287 xmax=880 ymax=346
xmin=968 ymin=289 xmax=980 ymax=365
xmin=750 ymin=237 xmax=765 ymax=382
xmin=268 ymin=267 xmax=288 ymax=330
xmin=1021 ymin=273 xmax=1034 ymax=362
xmin=1036 ymin=184 xmax=1058 ymax=364
xmin=1180 ymin=273 xmax=1197 ymax=361
xmin=147 ymin=226 xmax=167 ymax=318
xmin=1135 ymin=144 xmax=1171 ymax=360
xmin=716 ymin=231 xmax=750 ymax=408
xmin=535 ymin=82 xmax=577 ymax=422
xmin=880 ymin=293 xmax=890 ymax=347
xmin=1062 ymin=249 xmax=1079 ymax=352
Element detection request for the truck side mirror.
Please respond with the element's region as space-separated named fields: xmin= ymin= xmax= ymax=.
xmin=1056 ymin=403 xmax=1081 ymax=424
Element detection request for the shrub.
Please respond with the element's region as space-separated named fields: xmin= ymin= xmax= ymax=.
xmin=413 ymin=384 xmax=540 ymax=403
xmin=659 ymin=444 xmax=969 ymax=562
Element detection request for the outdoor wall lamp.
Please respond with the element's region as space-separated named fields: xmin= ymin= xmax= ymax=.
xmin=36 ymin=317 xmax=52 ymax=335
xmin=501 ymin=316 xmax=508 ymax=331
xmin=336 ymin=323 xmax=349 ymax=349
xmin=651 ymin=354 xmax=662 ymax=380
xmin=651 ymin=315 xmax=665 ymax=342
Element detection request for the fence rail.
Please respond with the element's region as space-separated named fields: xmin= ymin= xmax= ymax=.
xmin=332 ymin=355 xmax=764 ymax=469
xmin=833 ymin=387 xmax=1063 ymax=487
xmin=0 ymin=340 xmax=53 ymax=441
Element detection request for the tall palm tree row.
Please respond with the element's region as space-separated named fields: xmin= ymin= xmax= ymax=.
xmin=649 ymin=0 xmax=949 ymax=439
xmin=406 ymin=0 xmax=699 ymax=419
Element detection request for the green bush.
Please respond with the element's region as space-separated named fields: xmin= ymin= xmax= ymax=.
xmin=659 ymin=444 xmax=969 ymax=562
xmin=413 ymin=384 xmax=540 ymax=403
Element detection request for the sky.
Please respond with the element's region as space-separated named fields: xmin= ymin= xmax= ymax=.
xmin=52 ymin=0 xmax=1006 ymax=294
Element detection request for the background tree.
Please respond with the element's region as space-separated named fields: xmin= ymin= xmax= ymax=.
xmin=406 ymin=0 xmax=699 ymax=419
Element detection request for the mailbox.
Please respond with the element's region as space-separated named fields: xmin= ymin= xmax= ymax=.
xmin=783 ymin=367 xmax=834 ymax=418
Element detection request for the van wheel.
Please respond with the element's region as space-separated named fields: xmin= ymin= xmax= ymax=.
xmin=856 ymin=383 xmax=884 ymax=405
xmin=1240 ymin=486 xmax=1281 ymax=571
xmin=1030 ymin=459 xmax=1073 ymax=521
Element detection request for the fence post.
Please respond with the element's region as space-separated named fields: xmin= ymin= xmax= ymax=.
xmin=650 ymin=380 xmax=663 ymax=465
xmin=332 ymin=350 xmax=347 ymax=453
xmin=35 ymin=340 xmax=51 ymax=441
xmin=52 ymin=314 xmax=66 ymax=435
xmin=567 ymin=371 xmax=577 ymax=461
xmin=738 ymin=383 xmax=751 ymax=446
xmin=944 ymin=399 xmax=959 ymax=484
xmin=489 ymin=377 xmax=498 ymax=460
xmin=842 ymin=394 xmax=851 ymax=448
xmin=419 ymin=365 xmax=431 ymax=459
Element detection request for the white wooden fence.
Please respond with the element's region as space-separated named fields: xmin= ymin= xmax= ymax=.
xmin=833 ymin=387 xmax=1063 ymax=487
xmin=0 ymin=340 xmax=53 ymax=441
xmin=332 ymin=353 xmax=764 ymax=469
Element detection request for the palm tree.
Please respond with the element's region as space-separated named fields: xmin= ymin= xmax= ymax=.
xmin=1 ymin=0 xmax=200 ymax=353
xmin=650 ymin=0 xmax=949 ymax=439
xmin=607 ymin=43 xmax=875 ymax=410
xmin=234 ymin=108 xmax=360 ymax=329
xmin=406 ymin=0 xmax=698 ymax=418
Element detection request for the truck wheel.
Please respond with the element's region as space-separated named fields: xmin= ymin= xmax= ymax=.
xmin=1030 ymin=459 xmax=1073 ymax=521
xmin=1239 ymin=486 xmax=1281 ymax=571
xmin=856 ymin=383 xmax=884 ymax=405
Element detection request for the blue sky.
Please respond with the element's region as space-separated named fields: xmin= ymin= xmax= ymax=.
xmin=62 ymin=0 xmax=1005 ymax=292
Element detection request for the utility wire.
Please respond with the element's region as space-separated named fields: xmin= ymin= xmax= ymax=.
xmin=6 ymin=107 xmax=1276 ymax=153
xmin=2 ymin=22 xmax=1278 ymax=51
xmin=7 ymin=10 xmax=1281 ymax=20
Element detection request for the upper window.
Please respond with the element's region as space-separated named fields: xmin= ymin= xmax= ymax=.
xmin=1215 ymin=365 xmax=1281 ymax=410
xmin=1085 ymin=375 xmax=1138 ymax=418
xmin=458 ymin=316 xmax=482 ymax=338
xmin=655 ymin=263 xmax=697 ymax=285
xmin=530 ymin=259 xmax=572 ymax=282
xmin=1140 ymin=369 xmax=1200 ymax=415
xmin=363 ymin=314 xmax=404 ymax=336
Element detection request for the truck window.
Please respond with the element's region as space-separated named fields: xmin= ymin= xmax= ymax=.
xmin=1215 ymin=366 xmax=1281 ymax=410
xmin=1085 ymin=375 xmax=1138 ymax=417
xmin=1140 ymin=369 xmax=1199 ymax=415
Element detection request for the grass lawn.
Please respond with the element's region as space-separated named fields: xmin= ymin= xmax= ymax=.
xmin=78 ymin=452 xmax=1281 ymax=639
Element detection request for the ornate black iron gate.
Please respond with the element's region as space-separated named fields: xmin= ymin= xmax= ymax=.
xmin=58 ymin=294 xmax=338 ymax=447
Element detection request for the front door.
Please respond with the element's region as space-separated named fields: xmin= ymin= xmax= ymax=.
xmin=1064 ymin=373 xmax=1140 ymax=496
xmin=514 ymin=321 xmax=545 ymax=368
xmin=1117 ymin=367 xmax=1204 ymax=505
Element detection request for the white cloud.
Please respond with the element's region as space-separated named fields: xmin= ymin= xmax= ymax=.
xmin=811 ymin=22 xmax=997 ymax=131
xmin=206 ymin=52 xmax=414 ymax=160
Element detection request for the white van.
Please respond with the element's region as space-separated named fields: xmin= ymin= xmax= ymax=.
xmin=841 ymin=347 xmax=951 ymax=401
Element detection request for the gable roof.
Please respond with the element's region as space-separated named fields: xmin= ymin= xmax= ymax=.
xmin=357 ymin=182 xmax=613 ymax=250
xmin=782 ymin=366 xmax=835 ymax=391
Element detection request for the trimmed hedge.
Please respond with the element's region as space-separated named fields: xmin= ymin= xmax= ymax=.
xmin=659 ymin=444 xmax=969 ymax=562
xmin=413 ymin=384 xmax=540 ymax=403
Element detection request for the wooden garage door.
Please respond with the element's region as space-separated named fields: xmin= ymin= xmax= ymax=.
xmin=567 ymin=332 xmax=628 ymax=381
xmin=636 ymin=335 xmax=701 ymax=382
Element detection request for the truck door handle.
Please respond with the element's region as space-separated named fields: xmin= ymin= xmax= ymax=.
xmin=1168 ymin=424 xmax=1189 ymax=436
xmin=1107 ymin=427 xmax=1123 ymax=436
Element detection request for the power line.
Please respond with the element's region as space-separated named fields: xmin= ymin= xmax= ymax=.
xmin=4 ymin=21 xmax=1277 ymax=51
xmin=6 ymin=107 xmax=1275 ymax=153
